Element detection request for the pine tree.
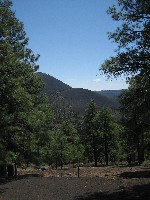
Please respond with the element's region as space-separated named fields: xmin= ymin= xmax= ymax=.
xmin=100 ymin=0 xmax=150 ymax=165
xmin=82 ymin=100 xmax=98 ymax=166
xmin=120 ymin=75 xmax=150 ymax=164
xmin=94 ymin=108 xmax=121 ymax=165
xmin=0 ymin=0 xmax=53 ymax=167
xmin=100 ymin=0 xmax=150 ymax=78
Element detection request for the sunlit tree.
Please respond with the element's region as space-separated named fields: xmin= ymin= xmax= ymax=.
xmin=0 ymin=0 xmax=53 ymax=170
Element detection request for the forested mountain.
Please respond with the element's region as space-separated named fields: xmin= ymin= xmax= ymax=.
xmin=37 ymin=72 xmax=71 ymax=92
xmin=96 ymin=90 xmax=123 ymax=98
xmin=37 ymin=72 xmax=119 ymax=115
xmin=95 ymin=90 xmax=124 ymax=107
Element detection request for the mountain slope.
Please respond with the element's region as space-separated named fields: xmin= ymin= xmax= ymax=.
xmin=37 ymin=72 xmax=71 ymax=92
xmin=96 ymin=90 xmax=123 ymax=98
xmin=60 ymin=88 xmax=117 ymax=113
xmin=37 ymin=72 xmax=119 ymax=115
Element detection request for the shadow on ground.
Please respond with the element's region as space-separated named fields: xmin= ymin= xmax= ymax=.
xmin=0 ymin=173 xmax=41 ymax=185
xmin=75 ymin=183 xmax=150 ymax=200
xmin=119 ymin=170 xmax=150 ymax=179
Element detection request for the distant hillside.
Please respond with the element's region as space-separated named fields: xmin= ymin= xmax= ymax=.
xmin=37 ymin=72 xmax=71 ymax=92
xmin=96 ymin=90 xmax=123 ymax=98
xmin=37 ymin=72 xmax=119 ymax=115
xmin=59 ymin=88 xmax=118 ymax=114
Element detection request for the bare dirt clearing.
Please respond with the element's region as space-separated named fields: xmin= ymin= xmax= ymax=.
xmin=0 ymin=166 xmax=150 ymax=200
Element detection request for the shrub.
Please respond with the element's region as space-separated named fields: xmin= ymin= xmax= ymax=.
xmin=141 ymin=160 xmax=150 ymax=168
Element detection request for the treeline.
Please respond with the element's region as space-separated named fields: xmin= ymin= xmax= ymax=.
xmin=100 ymin=0 xmax=150 ymax=165
xmin=0 ymin=0 xmax=150 ymax=176
xmin=40 ymin=99 xmax=149 ymax=168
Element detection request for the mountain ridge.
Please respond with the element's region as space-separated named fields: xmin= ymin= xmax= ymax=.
xmin=96 ymin=90 xmax=123 ymax=98
xmin=37 ymin=72 xmax=120 ymax=115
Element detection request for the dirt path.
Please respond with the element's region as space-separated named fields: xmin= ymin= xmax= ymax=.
xmin=0 ymin=166 xmax=150 ymax=200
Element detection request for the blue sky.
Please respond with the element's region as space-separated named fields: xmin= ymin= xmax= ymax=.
xmin=13 ymin=0 xmax=128 ymax=91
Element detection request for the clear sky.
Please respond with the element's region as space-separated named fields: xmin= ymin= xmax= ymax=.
xmin=12 ymin=0 xmax=128 ymax=91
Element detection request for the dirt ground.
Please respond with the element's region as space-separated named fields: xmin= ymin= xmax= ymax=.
xmin=0 ymin=165 xmax=150 ymax=200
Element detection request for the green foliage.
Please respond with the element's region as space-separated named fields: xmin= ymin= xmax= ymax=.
xmin=100 ymin=0 xmax=150 ymax=78
xmin=82 ymin=100 xmax=123 ymax=166
xmin=82 ymin=100 xmax=97 ymax=164
xmin=100 ymin=0 xmax=150 ymax=165
xmin=41 ymin=120 xmax=84 ymax=168
xmin=94 ymin=107 xmax=123 ymax=165
xmin=57 ymin=120 xmax=84 ymax=165
xmin=141 ymin=160 xmax=150 ymax=167
xmin=120 ymin=74 xmax=150 ymax=164
xmin=0 ymin=0 xmax=53 ymax=166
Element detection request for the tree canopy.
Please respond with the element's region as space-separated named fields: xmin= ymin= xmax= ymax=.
xmin=100 ymin=0 xmax=150 ymax=164
xmin=100 ymin=0 xmax=150 ymax=78
xmin=0 ymin=0 xmax=53 ymax=166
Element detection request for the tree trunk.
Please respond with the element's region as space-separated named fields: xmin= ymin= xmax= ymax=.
xmin=140 ymin=132 xmax=145 ymax=163
xmin=87 ymin=147 xmax=90 ymax=164
xmin=14 ymin=161 xmax=17 ymax=177
xmin=55 ymin=160 xmax=57 ymax=170
xmin=104 ymin=134 xmax=108 ymax=166
xmin=55 ymin=153 xmax=58 ymax=169
xmin=93 ymin=134 xmax=97 ymax=167
xmin=137 ymin=132 xmax=145 ymax=165
xmin=60 ymin=141 xmax=63 ymax=170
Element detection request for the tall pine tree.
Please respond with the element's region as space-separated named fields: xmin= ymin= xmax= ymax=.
xmin=0 ymin=0 xmax=53 ymax=166
xmin=100 ymin=0 xmax=150 ymax=164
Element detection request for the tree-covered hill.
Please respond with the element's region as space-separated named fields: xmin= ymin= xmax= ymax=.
xmin=96 ymin=90 xmax=123 ymax=98
xmin=37 ymin=72 xmax=119 ymax=115
xmin=37 ymin=72 xmax=71 ymax=92
xmin=95 ymin=90 xmax=125 ymax=108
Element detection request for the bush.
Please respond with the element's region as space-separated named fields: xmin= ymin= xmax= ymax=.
xmin=141 ymin=160 xmax=150 ymax=168
xmin=0 ymin=163 xmax=7 ymax=177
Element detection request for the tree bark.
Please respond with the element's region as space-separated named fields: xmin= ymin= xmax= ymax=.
xmin=14 ymin=161 xmax=17 ymax=177
xmin=104 ymin=134 xmax=108 ymax=166
xmin=93 ymin=134 xmax=97 ymax=167
xmin=137 ymin=132 xmax=145 ymax=164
